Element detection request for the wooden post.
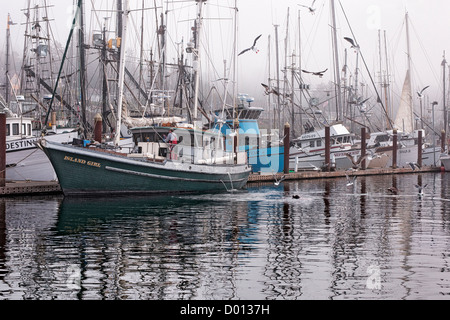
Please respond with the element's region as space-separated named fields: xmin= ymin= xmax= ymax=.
xmin=418 ymin=129 xmax=423 ymax=168
xmin=441 ymin=130 xmax=446 ymax=153
xmin=94 ymin=113 xmax=103 ymax=143
xmin=361 ymin=127 xmax=366 ymax=170
xmin=392 ymin=129 xmax=397 ymax=169
xmin=284 ymin=123 xmax=290 ymax=174
xmin=325 ymin=126 xmax=330 ymax=172
xmin=0 ymin=112 xmax=6 ymax=187
xmin=51 ymin=111 xmax=57 ymax=132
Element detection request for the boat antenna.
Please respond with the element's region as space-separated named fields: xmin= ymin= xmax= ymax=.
xmin=43 ymin=0 xmax=82 ymax=135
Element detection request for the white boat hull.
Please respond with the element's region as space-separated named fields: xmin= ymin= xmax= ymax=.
xmin=6 ymin=131 xmax=79 ymax=182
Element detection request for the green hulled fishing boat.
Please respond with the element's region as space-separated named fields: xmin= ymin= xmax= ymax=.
xmin=37 ymin=125 xmax=250 ymax=196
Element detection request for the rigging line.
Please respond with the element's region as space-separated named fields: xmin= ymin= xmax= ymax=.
xmin=338 ymin=0 xmax=394 ymax=129
xmin=409 ymin=19 xmax=441 ymax=94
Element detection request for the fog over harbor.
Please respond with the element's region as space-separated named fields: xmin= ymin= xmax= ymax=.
xmin=1 ymin=0 xmax=450 ymax=134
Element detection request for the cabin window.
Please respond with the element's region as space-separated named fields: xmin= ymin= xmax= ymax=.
xmin=317 ymin=140 xmax=322 ymax=147
xmin=27 ymin=124 xmax=31 ymax=136
xmin=12 ymin=123 xmax=19 ymax=135
xmin=310 ymin=141 xmax=315 ymax=148
xmin=6 ymin=124 xmax=10 ymax=136
xmin=22 ymin=124 xmax=26 ymax=135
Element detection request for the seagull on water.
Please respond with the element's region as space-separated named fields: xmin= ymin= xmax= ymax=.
xmin=238 ymin=34 xmax=262 ymax=56
xmin=302 ymin=68 xmax=328 ymax=78
xmin=298 ymin=0 xmax=317 ymax=14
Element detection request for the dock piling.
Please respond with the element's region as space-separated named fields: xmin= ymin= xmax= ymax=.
xmin=418 ymin=129 xmax=423 ymax=168
xmin=284 ymin=123 xmax=290 ymax=174
xmin=325 ymin=126 xmax=330 ymax=172
xmin=361 ymin=127 xmax=367 ymax=170
xmin=0 ymin=112 xmax=5 ymax=187
xmin=392 ymin=129 xmax=398 ymax=169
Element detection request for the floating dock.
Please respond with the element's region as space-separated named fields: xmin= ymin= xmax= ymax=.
xmin=0 ymin=166 xmax=444 ymax=197
xmin=248 ymin=166 xmax=443 ymax=183
xmin=0 ymin=181 xmax=61 ymax=196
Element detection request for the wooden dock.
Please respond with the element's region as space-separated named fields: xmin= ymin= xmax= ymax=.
xmin=248 ymin=166 xmax=443 ymax=183
xmin=0 ymin=181 xmax=62 ymax=197
xmin=0 ymin=166 xmax=445 ymax=196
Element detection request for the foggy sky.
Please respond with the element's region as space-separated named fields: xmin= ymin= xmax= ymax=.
xmin=1 ymin=0 xmax=450 ymax=114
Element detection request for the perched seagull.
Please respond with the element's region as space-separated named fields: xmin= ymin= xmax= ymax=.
xmin=273 ymin=174 xmax=286 ymax=186
xmin=238 ymin=34 xmax=262 ymax=56
xmin=345 ymin=172 xmax=357 ymax=187
xmin=344 ymin=37 xmax=360 ymax=50
xmin=345 ymin=152 xmax=371 ymax=170
xmin=417 ymin=86 xmax=430 ymax=98
xmin=302 ymin=68 xmax=328 ymax=78
xmin=407 ymin=162 xmax=421 ymax=171
xmin=387 ymin=187 xmax=399 ymax=195
xmin=415 ymin=184 xmax=428 ymax=197
xmin=298 ymin=0 xmax=317 ymax=14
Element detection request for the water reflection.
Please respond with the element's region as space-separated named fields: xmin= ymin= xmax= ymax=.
xmin=0 ymin=173 xmax=450 ymax=300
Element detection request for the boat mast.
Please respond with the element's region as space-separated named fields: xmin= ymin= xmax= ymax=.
xmin=79 ymin=0 xmax=88 ymax=137
xmin=5 ymin=14 xmax=12 ymax=105
xmin=114 ymin=0 xmax=129 ymax=146
xmin=330 ymin=0 xmax=342 ymax=122
xmin=405 ymin=11 xmax=414 ymax=132
xmin=193 ymin=0 xmax=206 ymax=127
xmin=443 ymin=52 xmax=447 ymax=137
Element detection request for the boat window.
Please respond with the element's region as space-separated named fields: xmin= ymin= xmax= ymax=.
xmin=310 ymin=141 xmax=315 ymax=148
xmin=12 ymin=123 xmax=19 ymax=135
xmin=317 ymin=140 xmax=322 ymax=147
xmin=28 ymin=124 xmax=31 ymax=136
xmin=22 ymin=124 xmax=26 ymax=135
xmin=6 ymin=124 xmax=10 ymax=136
xmin=337 ymin=137 xmax=343 ymax=143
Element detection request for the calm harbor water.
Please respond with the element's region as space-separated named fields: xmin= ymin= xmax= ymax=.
xmin=1 ymin=172 xmax=450 ymax=300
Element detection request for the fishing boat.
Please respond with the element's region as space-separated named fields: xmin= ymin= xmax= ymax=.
xmin=212 ymin=95 xmax=284 ymax=174
xmin=37 ymin=124 xmax=250 ymax=196
xmin=4 ymin=109 xmax=78 ymax=181
xmin=288 ymin=123 xmax=356 ymax=171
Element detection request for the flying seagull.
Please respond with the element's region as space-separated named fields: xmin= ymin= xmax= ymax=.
xmin=238 ymin=34 xmax=262 ymax=56
xmin=417 ymin=86 xmax=430 ymax=98
xmin=302 ymin=68 xmax=328 ymax=78
xmin=261 ymin=83 xmax=280 ymax=96
xmin=415 ymin=184 xmax=428 ymax=197
xmin=345 ymin=152 xmax=371 ymax=170
xmin=407 ymin=162 xmax=421 ymax=171
xmin=273 ymin=174 xmax=286 ymax=186
xmin=344 ymin=37 xmax=359 ymax=50
xmin=298 ymin=0 xmax=317 ymax=14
